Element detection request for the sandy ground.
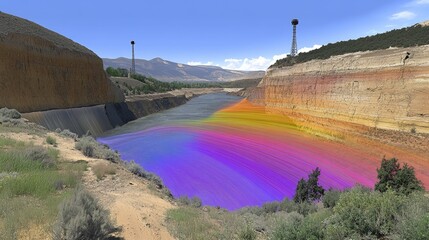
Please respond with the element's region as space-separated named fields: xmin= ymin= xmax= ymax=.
xmin=3 ymin=131 xmax=176 ymax=240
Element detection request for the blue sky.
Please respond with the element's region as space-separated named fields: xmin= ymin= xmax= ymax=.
xmin=1 ymin=0 xmax=429 ymax=70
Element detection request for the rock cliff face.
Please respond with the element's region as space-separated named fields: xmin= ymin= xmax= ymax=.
xmin=249 ymin=45 xmax=429 ymax=134
xmin=0 ymin=12 xmax=123 ymax=113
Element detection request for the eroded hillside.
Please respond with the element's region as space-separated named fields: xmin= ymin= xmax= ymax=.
xmin=249 ymin=45 xmax=429 ymax=134
xmin=0 ymin=12 xmax=123 ymax=113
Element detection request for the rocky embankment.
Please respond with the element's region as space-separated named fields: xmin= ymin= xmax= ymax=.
xmin=249 ymin=45 xmax=429 ymax=134
xmin=0 ymin=12 xmax=123 ymax=113
xmin=23 ymin=88 xmax=225 ymax=136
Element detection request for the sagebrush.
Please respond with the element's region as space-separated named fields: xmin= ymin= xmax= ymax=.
xmin=53 ymin=187 xmax=120 ymax=240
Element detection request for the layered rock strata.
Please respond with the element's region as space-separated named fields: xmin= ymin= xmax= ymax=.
xmin=249 ymin=46 xmax=429 ymax=134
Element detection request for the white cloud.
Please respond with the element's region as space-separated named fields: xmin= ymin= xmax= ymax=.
xmin=298 ymin=44 xmax=322 ymax=53
xmin=390 ymin=11 xmax=416 ymax=20
xmin=272 ymin=53 xmax=288 ymax=61
xmin=187 ymin=44 xmax=322 ymax=71
xmin=223 ymin=57 xmax=272 ymax=71
xmin=415 ymin=0 xmax=429 ymax=4
xmin=187 ymin=61 xmax=214 ymax=66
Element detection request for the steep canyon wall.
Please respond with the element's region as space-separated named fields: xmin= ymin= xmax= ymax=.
xmin=249 ymin=46 xmax=429 ymax=133
xmin=0 ymin=12 xmax=123 ymax=113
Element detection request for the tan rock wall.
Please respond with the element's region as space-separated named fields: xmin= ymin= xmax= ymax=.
xmin=0 ymin=32 xmax=123 ymax=113
xmin=252 ymin=46 xmax=429 ymax=133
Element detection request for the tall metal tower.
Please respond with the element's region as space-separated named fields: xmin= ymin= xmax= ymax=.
xmin=131 ymin=40 xmax=136 ymax=75
xmin=290 ymin=19 xmax=299 ymax=57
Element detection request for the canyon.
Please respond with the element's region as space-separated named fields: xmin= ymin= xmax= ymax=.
xmin=248 ymin=45 xmax=429 ymax=134
xmin=0 ymin=12 xmax=226 ymax=135
xmin=22 ymin=88 xmax=225 ymax=136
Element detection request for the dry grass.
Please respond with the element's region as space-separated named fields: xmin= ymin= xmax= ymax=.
xmin=0 ymin=136 xmax=86 ymax=239
xmin=92 ymin=162 xmax=116 ymax=180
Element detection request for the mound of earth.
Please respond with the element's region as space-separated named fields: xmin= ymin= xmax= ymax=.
xmin=0 ymin=12 xmax=123 ymax=113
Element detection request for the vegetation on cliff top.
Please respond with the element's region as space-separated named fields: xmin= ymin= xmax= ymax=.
xmin=106 ymin=67 xmax=261 ymax=95
xmin=272 ymin=23 xmax=429 ymax=68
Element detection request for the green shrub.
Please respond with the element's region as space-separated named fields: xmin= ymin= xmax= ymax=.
xmin=125 ymin=160 xmax=167 ymax=190
xmin=324 ymin=222 xmax=353 ymax=240
xmin=56 ymin=128 xmax=78 ymax=140
xmin=178 ymin=196 xmax=191 ymax=206
xmin=100 ymin=148 xmax=119 ymax=162
xmin=298 ymin=210 xmax=331 ymax=240
xmin=20 ymin=146 xmax=57 ymax=169
xmin=395 ymin=193 xmax=429 ymax=240
xmin=53 ymin=187 xmax=120 ymax=240
xmin=177 ymin=196 xmax=202 ymax=208
xmin=262 ymin=201 xmax=281 ymax=213
xmin=332 ymin=186 xmax=405 ymax=238
xmin=296 ymin=201 xmax=318 ymax=216
xmin=279 ymin=198 xmax=298 ymax=213
xmin=106 ymin=67 xmax=128 ymax=77
xmin=239 ymin=224 xmax=257 ymax=240
xmin=0 ymin=107 xmax=21 ymax=122
xmin=272 ymin=210 xmax=331 ymax=240
xmin=126 ymin=160 xmax=145 ymax=176
xmin=190 ymin=196 xmax=202 ymax=208
xmin=271 ymin=211 xmax=303 ymax=240
xmin=92 ymin=162 xmax=116 ymax=180
xmin=323 ymin=189 xmax=342 ymax=208
xmin=75 ymin=136 xmax=97 ymax=157
xmin=75 ymin=136 xmax=119 ymax=162
xmin=46 ymin=136 xmax=57 ymax=146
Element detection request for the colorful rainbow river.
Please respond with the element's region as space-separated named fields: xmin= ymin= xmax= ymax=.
xmin=98 ymin=96 xmax=429 ymax=210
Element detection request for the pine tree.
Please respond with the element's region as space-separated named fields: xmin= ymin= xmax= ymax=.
xmin=374 ymin=158 xmax=400 ymax=192
xmin=307 ymin=167 xmax=325 ymax=201
xmin=375 ymin=157 xmax=423 ymax=195
xmin=294 ymin=168 xmax=325 ymax=203
xmin=293 ymin=178 xmax=308 ymax=203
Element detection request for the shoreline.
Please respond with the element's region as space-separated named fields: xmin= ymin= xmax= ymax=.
xmin=22 ymin=88 xmax=241 ymax=136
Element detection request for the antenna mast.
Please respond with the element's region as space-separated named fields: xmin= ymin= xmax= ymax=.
xmin=291 ymin=19 xmax=299 ymax=57
xmin=131 ymin=40 xmax=136 ymax=75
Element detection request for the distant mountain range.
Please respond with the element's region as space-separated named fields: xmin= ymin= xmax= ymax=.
xmin=102 ymin=57 xmax=265 ymax=82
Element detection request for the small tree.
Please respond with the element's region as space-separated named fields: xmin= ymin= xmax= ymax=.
xmin=294 ymin=179 xmax=308 ymax=203
xmin=375 ymin=158 xmax=423 ymax=195
xmin=294 ymin=168 xmax=325 ymax=203
xmin=307 ymin=168 xmax=325 ymax=201
xmin=106 ymin=67 xmax=119 ymax=77
xmin=375 ymin=158 xmax=400 ymax=193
